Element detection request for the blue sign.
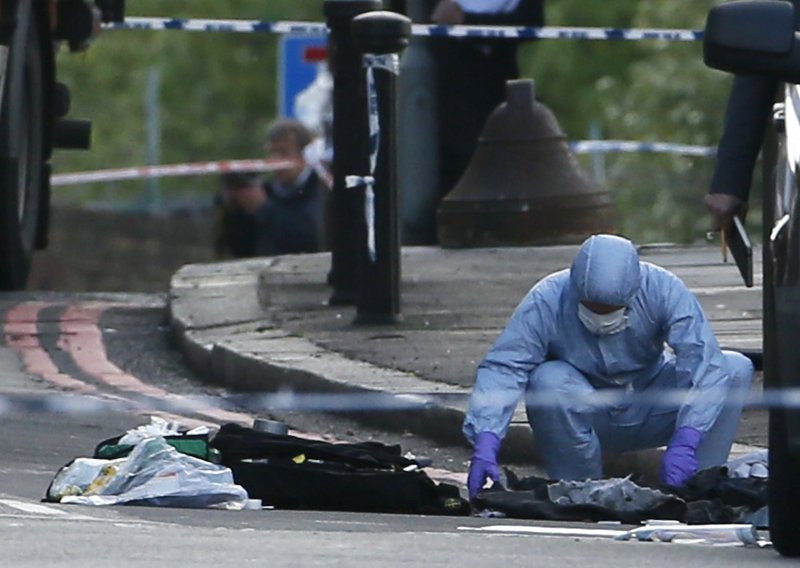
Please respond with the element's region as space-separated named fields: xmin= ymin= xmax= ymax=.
xmin=278 ymin=35 xmax=328 ymax=118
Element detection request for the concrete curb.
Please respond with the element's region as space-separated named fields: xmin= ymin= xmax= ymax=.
xmin=168 ymin=257 xmax=542 ymax=462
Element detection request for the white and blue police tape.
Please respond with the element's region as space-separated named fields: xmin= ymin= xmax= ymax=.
xmin=413 ymin=24 xmax=702 ymax=42
xmin=570 ymin=140 xmax=716 ymax=157
xmin=104 ymin=18 xmax=703 ymax=42
xmin=1 ymin=387 xmax=799 ymax=417
xmin=345 ymin=53 xmax=400 ymax=263
xmin=105 ymin=18 xmax=328 ymax=36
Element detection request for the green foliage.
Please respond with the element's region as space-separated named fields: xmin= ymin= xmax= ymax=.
xmin=54 ymin=0 xmax=750 ymax=242
xmin=519 ymin=0 xmax=746 ymax=243
xmin=52 ymin=0 xmax=323 ymax=207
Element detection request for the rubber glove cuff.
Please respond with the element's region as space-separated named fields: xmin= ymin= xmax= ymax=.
xmin=473 ymin=431 xmax=501 ymax=461
xmin=468 ymin=432 xmax=502 ymax=500
xmin=660 ymin=426 xmax=702 ymax=487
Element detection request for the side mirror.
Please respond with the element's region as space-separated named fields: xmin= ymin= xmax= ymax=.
xmin=703 ymin=0 xmax=800 ymax=83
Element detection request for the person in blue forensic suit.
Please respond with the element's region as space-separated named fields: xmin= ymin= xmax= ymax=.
xmin=464 ymin=234 xmax=755 ymax=499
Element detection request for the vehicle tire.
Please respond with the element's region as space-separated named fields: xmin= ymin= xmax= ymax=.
xmin=0 ymin=0 xmax=43 ymax=290
xmin=768 ymin=407 xmax=800 ymax=557
xmin=762 ymin=101 xmax=800 ymax=557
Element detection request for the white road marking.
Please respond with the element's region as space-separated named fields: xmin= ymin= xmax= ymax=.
xmin=458 ymin=525 xmax=627 ymax=538
xmin=0 ymin=499 xmax=72 ymax=516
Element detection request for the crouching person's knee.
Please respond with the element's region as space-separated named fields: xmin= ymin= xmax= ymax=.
xmin=527 ymin=361 xmax=587 ymax=391
xmin=526 ymin=361 xmax=594 ymax=411
xmin=722 ymin=350 xmax=755 ymax=392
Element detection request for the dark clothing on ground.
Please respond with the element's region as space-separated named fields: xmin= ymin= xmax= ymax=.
xmin=474 ymin=466 xmax=768 ymax=527
xmin=255 ymin=169 xmax=328 ymax=256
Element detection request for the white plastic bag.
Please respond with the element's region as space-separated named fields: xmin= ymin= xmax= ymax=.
xmin=53 ymin=437 xmax=248 ymax=510
xmin=118 ymin=416 xmax=181 ymax=446
xmin=47 ymin=457 xmax=125 ymax=501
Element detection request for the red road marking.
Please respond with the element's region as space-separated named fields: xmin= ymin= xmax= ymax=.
xmin=4 ymin=302 xmax=95 ymax=394
xmin=59 ymin=303 xmax=252 ymax=426
xmin=4 ymin=301 xmax=467 ymax=486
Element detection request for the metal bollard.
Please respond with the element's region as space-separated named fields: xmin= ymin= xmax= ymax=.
xmin=323 ymin=0 xmax=381 ymax=306
xmin=350 ymin=11 xmax=411 ymax=324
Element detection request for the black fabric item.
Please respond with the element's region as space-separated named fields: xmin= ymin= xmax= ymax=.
xmin=683 ymin=499 xmax=748 ymax=525
xmin=483 ymin=470 xmax=689 ymax=523
xmin=212 ymin=423 xmax=416 ymax=470
xmin=232 ymin=460 xmax=466 ymax=515
xmin=475 ymin=467 xmax=769 ymax=525
xmin=212 ymin=423 xmax=469 ymax=516
xmin=474 ymin=483 xmax=687 ymax=525
xmin=671 ymin=466 xmax=769 ymax=511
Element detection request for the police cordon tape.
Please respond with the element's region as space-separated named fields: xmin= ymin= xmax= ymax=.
xmin=570 ymin=140 xmax=716 ymax=158
xmin=103 ymin=18 xmax=703 ymax=42
xmin=49 ymin=158 xmax=297 ymax=187
xmin=49 ymin=142 xmax=714 ymax=187
xmin=0 ymin=387 xmax=795 ymax=417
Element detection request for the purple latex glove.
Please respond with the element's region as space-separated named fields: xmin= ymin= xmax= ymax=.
xmin=660 ymin=426 xmax=703 ymax=487
xmin=467 ymin=432 xmax=501 ymax=499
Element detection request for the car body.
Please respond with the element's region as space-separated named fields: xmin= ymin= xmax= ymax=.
xmin=703 ymin=0 xmax=800 ymax=557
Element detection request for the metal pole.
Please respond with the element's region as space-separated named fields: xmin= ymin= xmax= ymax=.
xmin=145 ymin=66 xmax=161 ymax=214
xmin=323 ymin=0 xmax=381 ymax=306
xmin=351 ymin=11 xmax=411 ymax=324
xmin=397 ymin=0 xmax=440 ymax=245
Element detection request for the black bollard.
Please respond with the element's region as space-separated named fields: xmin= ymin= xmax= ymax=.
xmin=351 ymin=11 xmax=411 ymax=324
xmin=324 ymin=0 xmax=381 ymax=306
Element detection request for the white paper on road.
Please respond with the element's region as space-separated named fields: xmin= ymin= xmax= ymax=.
xmin=458 ymin=522 xmax=770 ymax=547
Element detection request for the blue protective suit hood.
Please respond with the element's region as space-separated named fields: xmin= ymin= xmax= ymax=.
xmin=570 ymin=234 xmax=641 ymax=306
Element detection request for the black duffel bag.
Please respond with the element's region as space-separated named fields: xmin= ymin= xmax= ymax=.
xmin=211 ymin=423 xmax=468 ymax=516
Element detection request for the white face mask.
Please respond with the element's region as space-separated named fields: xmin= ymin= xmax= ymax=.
xmin=577 ymin=303 xmax=628 ymax=336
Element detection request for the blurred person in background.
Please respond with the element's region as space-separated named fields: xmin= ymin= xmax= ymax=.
xmin=213 ymin=171 xmax=265 ymax=259
xmin=255 ymin=118 xmax=329 ymax=256
xmin=389 ymin=0 xmax=544 ymax=243
xmin=427 ymin=0 xmax=545 ymax=198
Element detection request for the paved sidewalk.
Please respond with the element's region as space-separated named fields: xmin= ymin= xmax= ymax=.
xmin=168 ymin=243 xmax=766 ymax=480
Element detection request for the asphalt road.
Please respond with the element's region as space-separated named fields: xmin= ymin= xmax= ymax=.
xmin=0 ymin=292 xmax=789 ymax=566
